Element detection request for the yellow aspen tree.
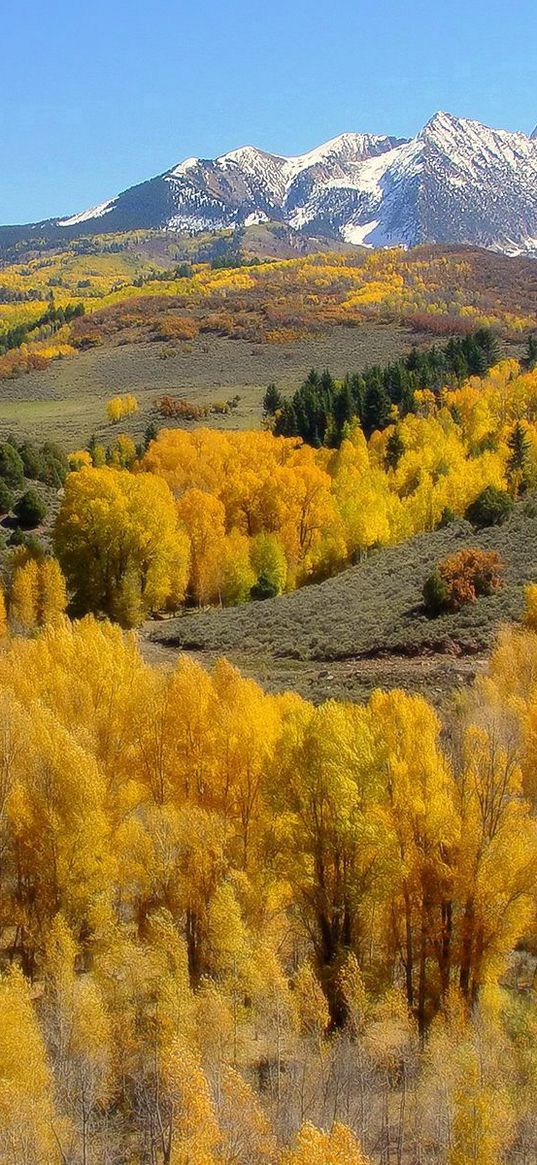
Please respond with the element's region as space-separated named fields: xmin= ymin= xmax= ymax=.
xmin=43 ymin=914 xmax=112 ymax=1164
xmin=55 ymin=467 xmax=189 ymax=623
xmin=0 ymin=584 xmax=8 ymax=636
xmin=292 ymin=960 xmax=330 ymax=1040
xmin=281 ymin=1121 xmax=372 ymax=1165
xmin=217 ymin=1067 xmax=276 ymax=1165
xmin=269 ymin=697 xmax=381 ymax=1024
xmin=38 ymin=558 xmax=68 ymax=626
xmin=0 ymin=967 xmax=60 ymax=1164
xmin=220 ymin=530 xmax=256 ymax=606
xmin=176 ymin=487 xmax=227 ymax=605
xmin=449 ymin=1044 xmax=514 ymax=1165
xmin=454 ymin=722 xmax=537 ymax=1001
xmin=9 ymin=558 xmax=39 ymax=629
xmin=367 ymin=689 xmax=459 ymax=1031
xmin=159 ymin=1038 xmax=220 ymax=1165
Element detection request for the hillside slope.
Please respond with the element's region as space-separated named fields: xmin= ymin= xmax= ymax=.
xmin=147 ymin=501 xmax=537 ymax=703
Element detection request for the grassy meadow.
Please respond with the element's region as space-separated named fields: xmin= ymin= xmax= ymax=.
xmin=0 ymin=321 xmax=416 ymax=446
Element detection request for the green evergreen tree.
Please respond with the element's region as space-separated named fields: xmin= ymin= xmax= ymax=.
xmin=144 ymin=422 xmax=159 ymax=450
xmin=525 ymin=333 xmax=537 ymax=371
xmin=263 ymin=383 xmax=283 ymax=416
xmin=385 ymin=427 xmax=405 ymax=470
xmin=362 ymin=380 xmax=391 ymax=438
xmin=506 ymin=421 xmax=531 ymax=495
xmin=332 ymin=381 xmax=354 ymax=444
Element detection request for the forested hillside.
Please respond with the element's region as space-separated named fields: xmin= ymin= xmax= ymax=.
xmin=46 ymin=353 xmax=537 ymax=625
xmin=1 ymin=240 xmax=536 ymax=391
xmin=2 ymin=614 xmax=537 ymax=1163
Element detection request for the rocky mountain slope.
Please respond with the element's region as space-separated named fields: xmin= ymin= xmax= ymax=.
xmin=4 ymin=112 xmax=537 ymax=255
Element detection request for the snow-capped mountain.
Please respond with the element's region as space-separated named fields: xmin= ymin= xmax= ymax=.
xmin=7 ymin=113 xmax=537 ymax=255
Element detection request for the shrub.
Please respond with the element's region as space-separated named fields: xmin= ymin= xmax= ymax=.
xmin=0 ymin=443 xmax=24 ymax=489
xmin=422 ymin=570 xmax=450 ymax=616
xmin=156 ymin=396 xmax=208 ymax=421
xmin=18 ymin=440 xmax=44 ymax=480
xmin=39 ymin=442 xmax=69 ymax=487
xmin=7 ymin=529 xmax=44 ymax=553
xmin=438 ymin=507 xmax=456 ymax=529
xmin=0 ymin=481 xmax=13 ymax=514
xmin=14 ymin=489 xmax=48 ymax=528
xmin=465 ymin=486 xmax=514 ymax=529
xmin=153 ymin=316 xmax=199 ymax=342
xmin=251 ymin=572 xmax=279 ymax=601
xmin=424 ymin=549 xmax=505 ymax=615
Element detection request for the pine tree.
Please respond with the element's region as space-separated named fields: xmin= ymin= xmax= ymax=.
xmin=262 ymin=383 xmax=283 ymax=416
xmin=524 ymin=333 xmax=537 ymax=371
xmin=385 ymin=426 xmax=405 ymax=470
xmin=333 ymin=381 xmax=354 ymax=444
xmin=506 ymin=421 xmax=530 ymax=495
xmin=362 ymin=379 xmax=391 ymax=438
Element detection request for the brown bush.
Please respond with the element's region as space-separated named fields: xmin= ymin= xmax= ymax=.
xmin=152 ymin=316 xmax=200 ymax=342
xmin=424 ymin=548 xmax=505 ymax=614
xmin=401 ymin=312 xmax=475 ymax=336
xmin=156 ymin=396 xmax=209 ymax=421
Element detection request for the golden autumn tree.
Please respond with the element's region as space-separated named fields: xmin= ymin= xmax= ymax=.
xmin=449 ymin=1043 xmax=514 ymax=1165
xmin=0 ymin=584 xmax=7 ymax=637
xmin=367 ymin=690 xmax=459 ymax=1030
xmin=54 ymin=466 xmax=190 ymax=624
xmin=281 ymin=1122 xmax=372 ymax=1165
xmin=9 ymin=557 xmax=39 ymax=628
xmin=38 ymin=558 xmax=68 ymax=625
xmin=176 ymin=487 xmax=226 ymax=605
xmin=0 ymin=967 xmax=60 ymax=1164
xmin=453 ymin=719 xmax=537 ymax=1001
xmin=159 ymin=1038 xmax=220 ymax=1165
xmin=269 ymin=697 xmax=382 ymax=1023
xmin=106 ymin=393 xmax=139 ymax=424
xmin=42 ymin=914 xmax=112 ymax=1164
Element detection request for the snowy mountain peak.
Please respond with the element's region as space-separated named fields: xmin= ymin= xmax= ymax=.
xmin=24 ymin=112 xmax=537 ymax=258
xmin=216 ymin=144 xmax=282 ymax=168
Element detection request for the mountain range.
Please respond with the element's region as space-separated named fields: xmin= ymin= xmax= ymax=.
xmin=4 ymin=112 xmax=537 ymax=255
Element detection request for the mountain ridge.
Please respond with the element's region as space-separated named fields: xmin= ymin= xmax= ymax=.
xmin=3 ymin=112 xmax=537 ymax=256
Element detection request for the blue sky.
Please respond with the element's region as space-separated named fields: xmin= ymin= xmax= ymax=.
xmin=2 ymin=0 xmax=536 ymax=224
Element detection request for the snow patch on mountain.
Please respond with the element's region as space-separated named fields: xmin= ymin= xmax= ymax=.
xmin=59 ymin=199 xmax=115 ymax=227
xmin=341 ymin=219 xmax=381 ymax=245
xmin=168 ymin=157 xmax=199 ymax=177
xmin=244 ymin=210 xmax=270 ymax=226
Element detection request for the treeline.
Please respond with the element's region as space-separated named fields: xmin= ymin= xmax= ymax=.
xmin=58 ymin=359 xmax=537 ymax=624
xmin=1 ymin=616 xmax=537 ymax=1162
xmin=0 ymin=300 xmax=84 ymax=355
xmin=271 ymin=327 xmax=501 ymax=445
